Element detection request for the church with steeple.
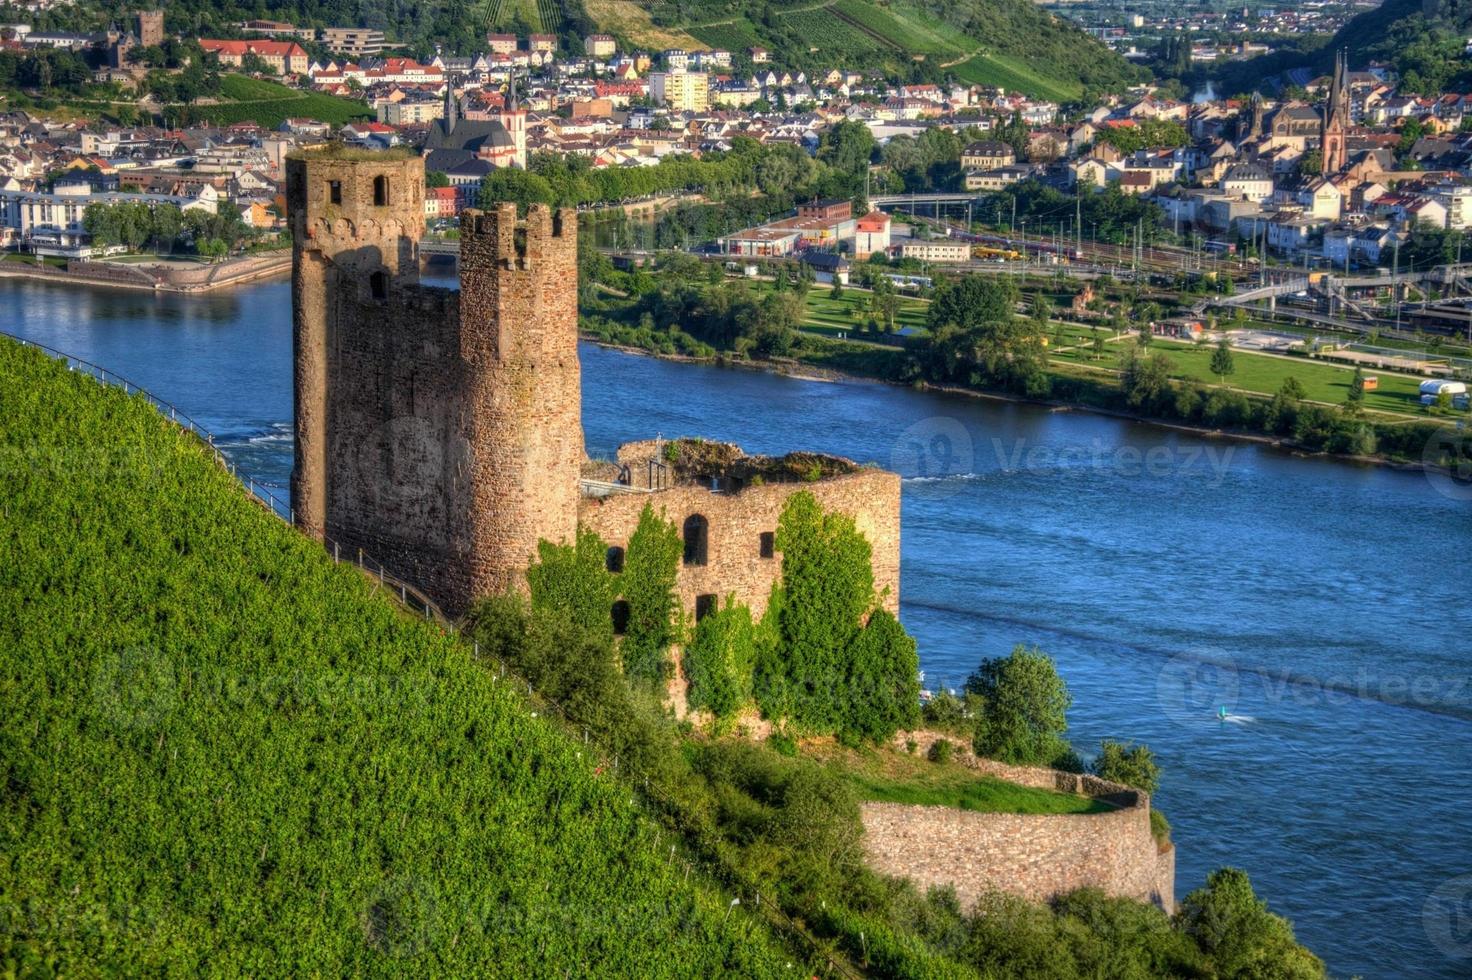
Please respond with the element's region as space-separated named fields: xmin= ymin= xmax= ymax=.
xmin=423 ymin=75 xmax=527 ymax=174
xmin=1320 ymin=49 xmax=1350 ymax=176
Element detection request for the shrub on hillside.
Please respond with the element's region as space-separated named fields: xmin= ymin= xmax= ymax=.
xmin=839 ymin=608 xmax=921 ymax=742
xmin=1092 ymin=740 xmax=1161 ymax=796
xmin=1177 ymin=869 xmax=1325 ymax=979
xmin=965 ymin=644 xmax=1080 ymax=769
xmin=526 ymin=525 xmax=617 ymax=640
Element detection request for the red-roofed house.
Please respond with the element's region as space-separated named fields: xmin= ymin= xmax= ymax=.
xmin=854 ymin=209 xmax=891 ymax=259
xmin=200 ymin=39 xmax=309 ymax=75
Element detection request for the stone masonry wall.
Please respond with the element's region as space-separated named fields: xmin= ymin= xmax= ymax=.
xmin=861 ymin=731 xmax=1175 ymax=912
xmin=577 ymin=465 xmax=901 ymax=622
xmin=288 ymin=151 xmax=582 ymax=615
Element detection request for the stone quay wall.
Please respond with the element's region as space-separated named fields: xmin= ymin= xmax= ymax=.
xmin=861 ymin=731 xmax=1175 ymax=912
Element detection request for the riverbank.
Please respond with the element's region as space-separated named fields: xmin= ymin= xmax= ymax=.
xmin=578 ymin=331 xmax=1463 ymax=477
xmin=0 ymin=251 xmax=291 ymax=293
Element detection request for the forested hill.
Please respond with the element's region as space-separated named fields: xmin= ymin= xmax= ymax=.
xmin=0 ymin=338 xmax=798 ymax=974
xmin=1326 ymin=0 xmax=1472 ymax=93
xmin=132 ymin=0 xmax=1143 ymax=101
xmin=1214 ymin=0 xmax=1472 ymax=95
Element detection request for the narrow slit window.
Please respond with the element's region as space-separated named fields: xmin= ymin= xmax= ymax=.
xmin=327 ymin=180 xmax=342 ymax=205
xmin=695 ymin=594 xmax=716 ymax=622
xmin=373 ymin=174 xmax=390 ymax=206
xmin=759 ymin=531 xmax=775 ymax=559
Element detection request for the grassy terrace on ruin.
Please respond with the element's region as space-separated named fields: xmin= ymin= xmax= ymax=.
xmin=806 ymin=740 xmax=1114 ymax=816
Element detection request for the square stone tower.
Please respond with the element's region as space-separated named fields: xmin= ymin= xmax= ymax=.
xmin=137 ymin=10 xmax=164 ymax=48
xmin=286 ymin=150 xmax=582 ymax=615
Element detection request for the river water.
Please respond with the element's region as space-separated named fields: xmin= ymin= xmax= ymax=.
xmin=4 ymin=274 xmax=1470 ymax=979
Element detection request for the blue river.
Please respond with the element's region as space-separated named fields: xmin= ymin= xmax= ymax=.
xmin=4 ymin=274 xmax=1469 ymax=979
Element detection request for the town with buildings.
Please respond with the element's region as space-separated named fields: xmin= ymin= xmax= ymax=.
xmin=3 ymin=3 xmax=1471 ymax=978
xmin=3 ymin=6 xmax=1472 ymax=291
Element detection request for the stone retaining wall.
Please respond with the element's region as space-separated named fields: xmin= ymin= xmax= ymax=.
xmin=861 ymin=731 xmax=1175 ymax=912
xmin=0 ymin=253 xmax=290 ymax=293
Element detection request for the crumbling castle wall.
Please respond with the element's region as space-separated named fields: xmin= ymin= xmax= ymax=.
xmin=578 ymin=464 xmax=901 ymax=622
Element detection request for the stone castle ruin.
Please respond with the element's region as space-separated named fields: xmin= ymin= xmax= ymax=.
xmin=286 ymin=149 xmax=901 ymax=619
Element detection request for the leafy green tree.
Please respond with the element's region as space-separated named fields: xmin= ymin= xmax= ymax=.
xmin=1264 ymin=376 xmax=1305 ymax=434
xmin=815 ymin=119 xmax=875 ymax=195
xmin=478 ymin=168 xmax=556 ymax=215
xmin=1092 ymin=740 xmax=1161 ymax=795
xmin=1121 ymin=349 xmax=1174 ymax=410
xmin=928 ymin=273 xmax=1019 ymax=330
xmin=1178 ymin=869 xmax=1325 ymax=979
xmin=868 ymin=274 xmax=899 ymax=332
xmin=964 ymin=644 xmax=1078 ymax=768
xmin=1346 ymin=366 xmax=1366 ymax=411
xmin=1210 ymin=339 xmax=1235 ymax=385
xmin=151 ymin=204 xmax=183 ymax=252
xmin=620 ymin=504 xmax=682 ymax=685
xmin=82 ymin=202 xmax=121 ymax=247
xmin=841 ymin=609 xmax=920 ymax=741
xmin=425 ymin=170 xmax=450 ymax=188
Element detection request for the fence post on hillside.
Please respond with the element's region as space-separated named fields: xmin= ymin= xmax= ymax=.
xmin=333 ymin=541 xmax=339 ymax=564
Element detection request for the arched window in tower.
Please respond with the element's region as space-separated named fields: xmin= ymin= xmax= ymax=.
xmin=682 ymin=514 xmax=708 ymax=566
xmin=373 ymin=174 xmax=390 ymax=207
xmin=606 ymin=545 xmax=625 ymax=573
xmin=369 ymin=270 xmax=388 ymax=301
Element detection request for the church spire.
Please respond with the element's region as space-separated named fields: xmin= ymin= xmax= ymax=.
xmin=445 ymin=72 xmax=458 ymax=133
xmin=1320 ymin=48 xmax=1349 ymax=175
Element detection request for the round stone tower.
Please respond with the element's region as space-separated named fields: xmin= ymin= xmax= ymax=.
xmin=457 ymin=202 xmax=584 ymax=600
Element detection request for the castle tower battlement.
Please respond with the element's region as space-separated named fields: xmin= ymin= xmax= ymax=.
xmin=286 ymin=151 xmax=582 ymax=615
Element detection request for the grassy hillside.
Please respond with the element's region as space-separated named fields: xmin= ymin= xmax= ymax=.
xmin=184 ymin=75 xmax=372 ymax=128
xmin=0 ymin=338 xmax=796 ymax=974
xmin=598 ymin=0 xmax=1144 ymax=100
